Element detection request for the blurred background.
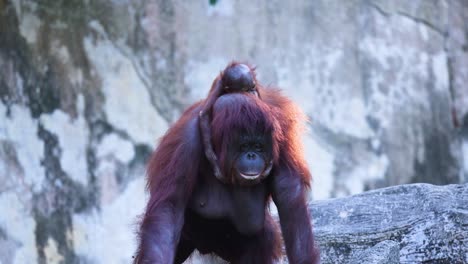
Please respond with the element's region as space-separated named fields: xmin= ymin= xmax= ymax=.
xmin=0 ymin=0 xmax=467 ymax=263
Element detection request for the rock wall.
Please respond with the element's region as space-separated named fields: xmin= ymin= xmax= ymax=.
xmin=0 ymin=0 xmax=467 ymax=263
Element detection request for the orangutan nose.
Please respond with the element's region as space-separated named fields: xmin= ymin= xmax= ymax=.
xmin=247 ymin=152 xmax=256 ymax=160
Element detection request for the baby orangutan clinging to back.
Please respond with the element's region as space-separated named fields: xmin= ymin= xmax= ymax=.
xmin=199 ymin=63 xmax=263 ymax=181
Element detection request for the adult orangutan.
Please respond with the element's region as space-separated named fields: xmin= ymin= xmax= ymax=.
xmin=134 ymin=63 xmax=319 ymax=264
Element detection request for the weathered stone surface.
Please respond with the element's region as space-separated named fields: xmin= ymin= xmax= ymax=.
xmin=347 ymin=240 xmax=399 ymax=264
xmin=0 ymin=0 xmax=467 ymax=263
xmin=313 ymin=183 xmax=468 ymax=263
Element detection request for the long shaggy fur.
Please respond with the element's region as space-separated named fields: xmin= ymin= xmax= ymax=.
xmin=134 ymin=63 xmax=318 ymax=264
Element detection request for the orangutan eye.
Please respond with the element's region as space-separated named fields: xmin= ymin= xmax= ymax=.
xmin=240 ymin=143 xmax=249 ymax=151
xmin=254 ymin=143 xmax=263 ymax=152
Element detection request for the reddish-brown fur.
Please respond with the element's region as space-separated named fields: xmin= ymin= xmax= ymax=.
xmin=199 ymin=62 xmax=260 ymax=181
xmin=134 ymin=65 xmax=319 ymax=264
xmin=210 ymin=94 xmax=282 ymax=185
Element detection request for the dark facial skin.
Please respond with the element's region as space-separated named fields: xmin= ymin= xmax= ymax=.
xmin=229 ymin=135 xmax=273 ymax=186
xmin=236 ymin=141 xmax=266 ymax=179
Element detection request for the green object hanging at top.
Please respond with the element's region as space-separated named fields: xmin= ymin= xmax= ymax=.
xmin=209 ymin=0 xmax=218 ymax=6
